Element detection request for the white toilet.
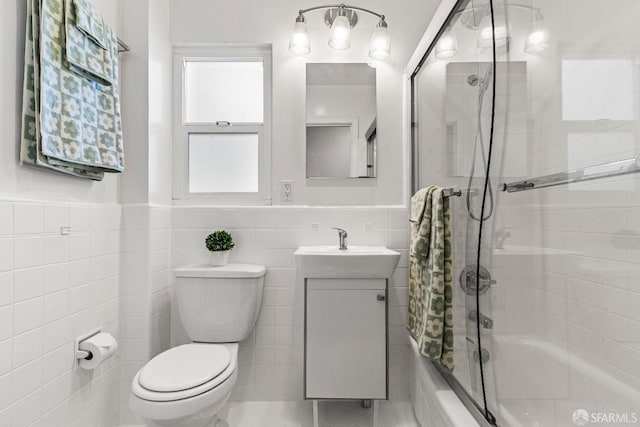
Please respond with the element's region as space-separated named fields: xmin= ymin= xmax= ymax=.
xmin=129 ymin=263 xmax=266 ymax=427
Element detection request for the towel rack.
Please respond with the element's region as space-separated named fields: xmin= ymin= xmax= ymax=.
xmin=117 ymin=38 xmax=130 ymax=53
xmin=443 ymin=188 xmax=462 ymax=198
xmin=442 ymin=187 xmax=479 ymax=198
xmin=501 ymin=156 xmax=640 ymax=193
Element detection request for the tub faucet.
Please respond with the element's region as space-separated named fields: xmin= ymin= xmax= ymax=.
xmin=332 ymin=228 xmax=348 ymax=250
xmin=468 ymin=310 xmax=493 ymax=329
xmin=494 ymin=227 xmax=512 ymax=249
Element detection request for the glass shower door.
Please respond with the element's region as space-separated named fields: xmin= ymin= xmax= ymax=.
xmin=411 ymin=0 xmax=501 ymax=424
xmin=479 ymin=0 xmax=640 ymax=426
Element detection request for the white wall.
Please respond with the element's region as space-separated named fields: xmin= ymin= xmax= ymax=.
xmin=170 ymin=206 xmax=411 ymax=401
xmin=0 ymin=1 xmax=125 ymax=425
xmin=118 ymin=0 xmax=173 ymax=206
xmin=169 ymin=0 xmax=437 ymax=206
xmin=0 ymin=0 xmax=120 ymax=204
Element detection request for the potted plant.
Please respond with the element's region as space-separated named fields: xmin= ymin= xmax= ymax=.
xmin=205 ymin=230 xmax=235 ymax=266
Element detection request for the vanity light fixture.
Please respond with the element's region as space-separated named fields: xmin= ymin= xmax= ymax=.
xmin=435 ymin=33 xmax=458 ymax=60
xmin=454 ymin=3 xmax=548 ymax=55
xmin=524 ymin=13 xmax=549 ymax=53
xmin=289 ymin=3 xmax=390 ymax=60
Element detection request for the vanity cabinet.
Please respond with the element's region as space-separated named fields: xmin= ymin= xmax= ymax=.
xmin=305 ymin=278 xmax=387 ymax=400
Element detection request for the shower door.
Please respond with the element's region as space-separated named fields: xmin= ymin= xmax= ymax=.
xmin=480 ymin=0 xmax=640 ymax=426
xmin=413 ymin=0 xmax=640 ymax=426
xmin=411 ymin=0 xmax=501 ymax=424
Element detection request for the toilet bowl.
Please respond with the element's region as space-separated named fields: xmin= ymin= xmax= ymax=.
xmin=130 ymin=264 xmax=266 ymax=427
xmin=130 ymin=343 xmax=238 ymax=427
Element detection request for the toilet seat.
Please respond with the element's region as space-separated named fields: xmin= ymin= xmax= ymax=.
xmin=132 ymin=343 xmax=237 ymax=402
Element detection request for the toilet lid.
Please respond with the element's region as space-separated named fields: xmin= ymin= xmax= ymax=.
xmin=138 ymin=344 xmax=231 ymax=392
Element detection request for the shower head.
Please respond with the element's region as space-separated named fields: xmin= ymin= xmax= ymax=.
xmin=467 ymin=74 xmax=480 ymax=86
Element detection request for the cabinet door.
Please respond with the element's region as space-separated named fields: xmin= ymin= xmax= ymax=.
xmin=306 ymin=287 xmax=387 ymax=399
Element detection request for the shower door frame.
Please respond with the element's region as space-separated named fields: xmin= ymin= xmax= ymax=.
xmin=408 ymin=0 xmax=499 ymax=426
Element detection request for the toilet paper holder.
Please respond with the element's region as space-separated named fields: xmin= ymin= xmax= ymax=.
xmin=74 ymin=328 xmax=117 ymax=370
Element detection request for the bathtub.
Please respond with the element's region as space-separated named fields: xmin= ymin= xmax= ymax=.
xmin=410 ymin=335 xmax=640 ymax=427
xmin=491 ymin=335 xmax=640 ymax=427
xmin=408 ymin=338 xmax=481 ymax=427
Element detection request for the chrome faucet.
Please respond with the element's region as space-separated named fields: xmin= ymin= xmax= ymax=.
xmin=332 ymin=228 xmax=348 ymax=250
xmin=494 ymin=227 xmax=513 ymax=249
xmin=468 ymin=310 xmax=494 ymax=329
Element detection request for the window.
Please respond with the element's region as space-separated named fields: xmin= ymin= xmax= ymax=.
xmin=173 ymin=46 xmax=271 ymax=203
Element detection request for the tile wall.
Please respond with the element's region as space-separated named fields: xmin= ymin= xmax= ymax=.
xmin=0 ymin=200 xmax=121 ymax=427
xmin=119 ymin=206 xmax=172 ymax=425
xmin=170 ymin=206 xmax=412 ymax=402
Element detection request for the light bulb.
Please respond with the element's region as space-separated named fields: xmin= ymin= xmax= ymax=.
xmin=289 ymin=16 xmax=310 ymax=55
xmin=435 ymin=34 xmax=458 ymax=60
xmin=524 ymin=18 xmax=549 ymax=53
xmin=369 ymin=19 xmax=390 ymax=60
xmin=328 ymin=15 xmax=351 ymax=50
xmin=477 ymin=13 xmax=510 ymax=49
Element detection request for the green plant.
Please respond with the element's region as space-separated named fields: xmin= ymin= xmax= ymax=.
xmin=205 ymin=230 xmax=235 ymax=252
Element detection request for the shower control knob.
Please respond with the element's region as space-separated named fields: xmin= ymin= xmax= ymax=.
xmin=376 ymin=294 xmax=386 ymax=301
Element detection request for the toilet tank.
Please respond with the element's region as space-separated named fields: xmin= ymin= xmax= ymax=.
xmin=174 ymin=264 xmax=266 ymax=343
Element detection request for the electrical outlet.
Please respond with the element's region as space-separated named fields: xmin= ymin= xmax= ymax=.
xmin=281 ymin=181 xmax=293 ymax=201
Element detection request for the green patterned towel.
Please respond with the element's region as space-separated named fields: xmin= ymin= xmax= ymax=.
xmin=73 ymin=0 xmax=108 ymax=49
xmin=408 ymin=186 xmax=454 ymax=371
xmin=65 ymin=0 xmax=116 ymax=86
xmin=21 ymin=0 xmax=104 ymax=180
xmin=20 ymin=0 xmax=124 ymax=179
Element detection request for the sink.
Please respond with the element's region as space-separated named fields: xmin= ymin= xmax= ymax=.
xmin=295 ymin=245 xmax=401 ymax=278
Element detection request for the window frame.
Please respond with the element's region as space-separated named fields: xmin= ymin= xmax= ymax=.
xmin=172 ymin=46 xmax=272 ymax=204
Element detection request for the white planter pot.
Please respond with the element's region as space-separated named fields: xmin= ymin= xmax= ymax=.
xmin=210 ymin=250 xmax=230 ymax=267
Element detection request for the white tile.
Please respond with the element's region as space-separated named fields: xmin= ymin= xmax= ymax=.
xmin=0 ymin=272 xmax=13 ymax=306
xmin=44 ymin=291 xmax=68 ymax=324
xmin=14 ymin=237 xmax=44 ymax=270
xmin=90 ymin=206 xmax=111 ymax=231
xmin=44 ymin=264 xmax=69 ymax=294
xmin=41 ymin=373 xmax=70 ymax=416
xmin=13 ymin=328 xmax=43 ymax=368
xmin=0 ymin=203 xmax=13 ymax=236
xmin=44 ymin=235 xmax=69 ymax=264
xmin=388 ymin=230 xmax=409 ymax=249
xmin=43 ymin=319 xmax=70 ymax=354
xmin=173 ymin=208 xmax=236 ymax=229
xmin=13 ymin=203 xmax=43 ymax=235
xmin=0 ymin=339 xmax=12 ymax=375
xmin=0 ymin=306 xmax=12 ymax=341
xmin=13 ymin=297 xmax=43 ymax=335
xmin=12 ymin=357 xmax=42 ymax=401
xmin=69 ymin=206 xmax=91 ymax=232
xmin=42 ymin=343 xmax=72 ymax=383
xmin=0 ymin=238 xmax=13 ymax=272
xmin=11 ymin=389 xmax=42 ymax=427
xmin=254 ymin=230 xmax=301 ymax=249
xmin=44 ymin=205 xmax=69 ymax=234
xmin=0 ymin=372 xmax=11 ymax=410
xmin=68 ymin=259 xmax=91 ymax=288
xmin=13 ymin=267 xmax=44 ymax=302
xmin=388 ymin=209 xmax=409 ymax=229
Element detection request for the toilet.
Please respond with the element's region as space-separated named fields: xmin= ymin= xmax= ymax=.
xmin=129 ymin=263 xmax=266 ymax=427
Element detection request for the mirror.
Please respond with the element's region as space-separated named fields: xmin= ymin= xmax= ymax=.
xmin=306 ymin=63 xmax=377 ymax=178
